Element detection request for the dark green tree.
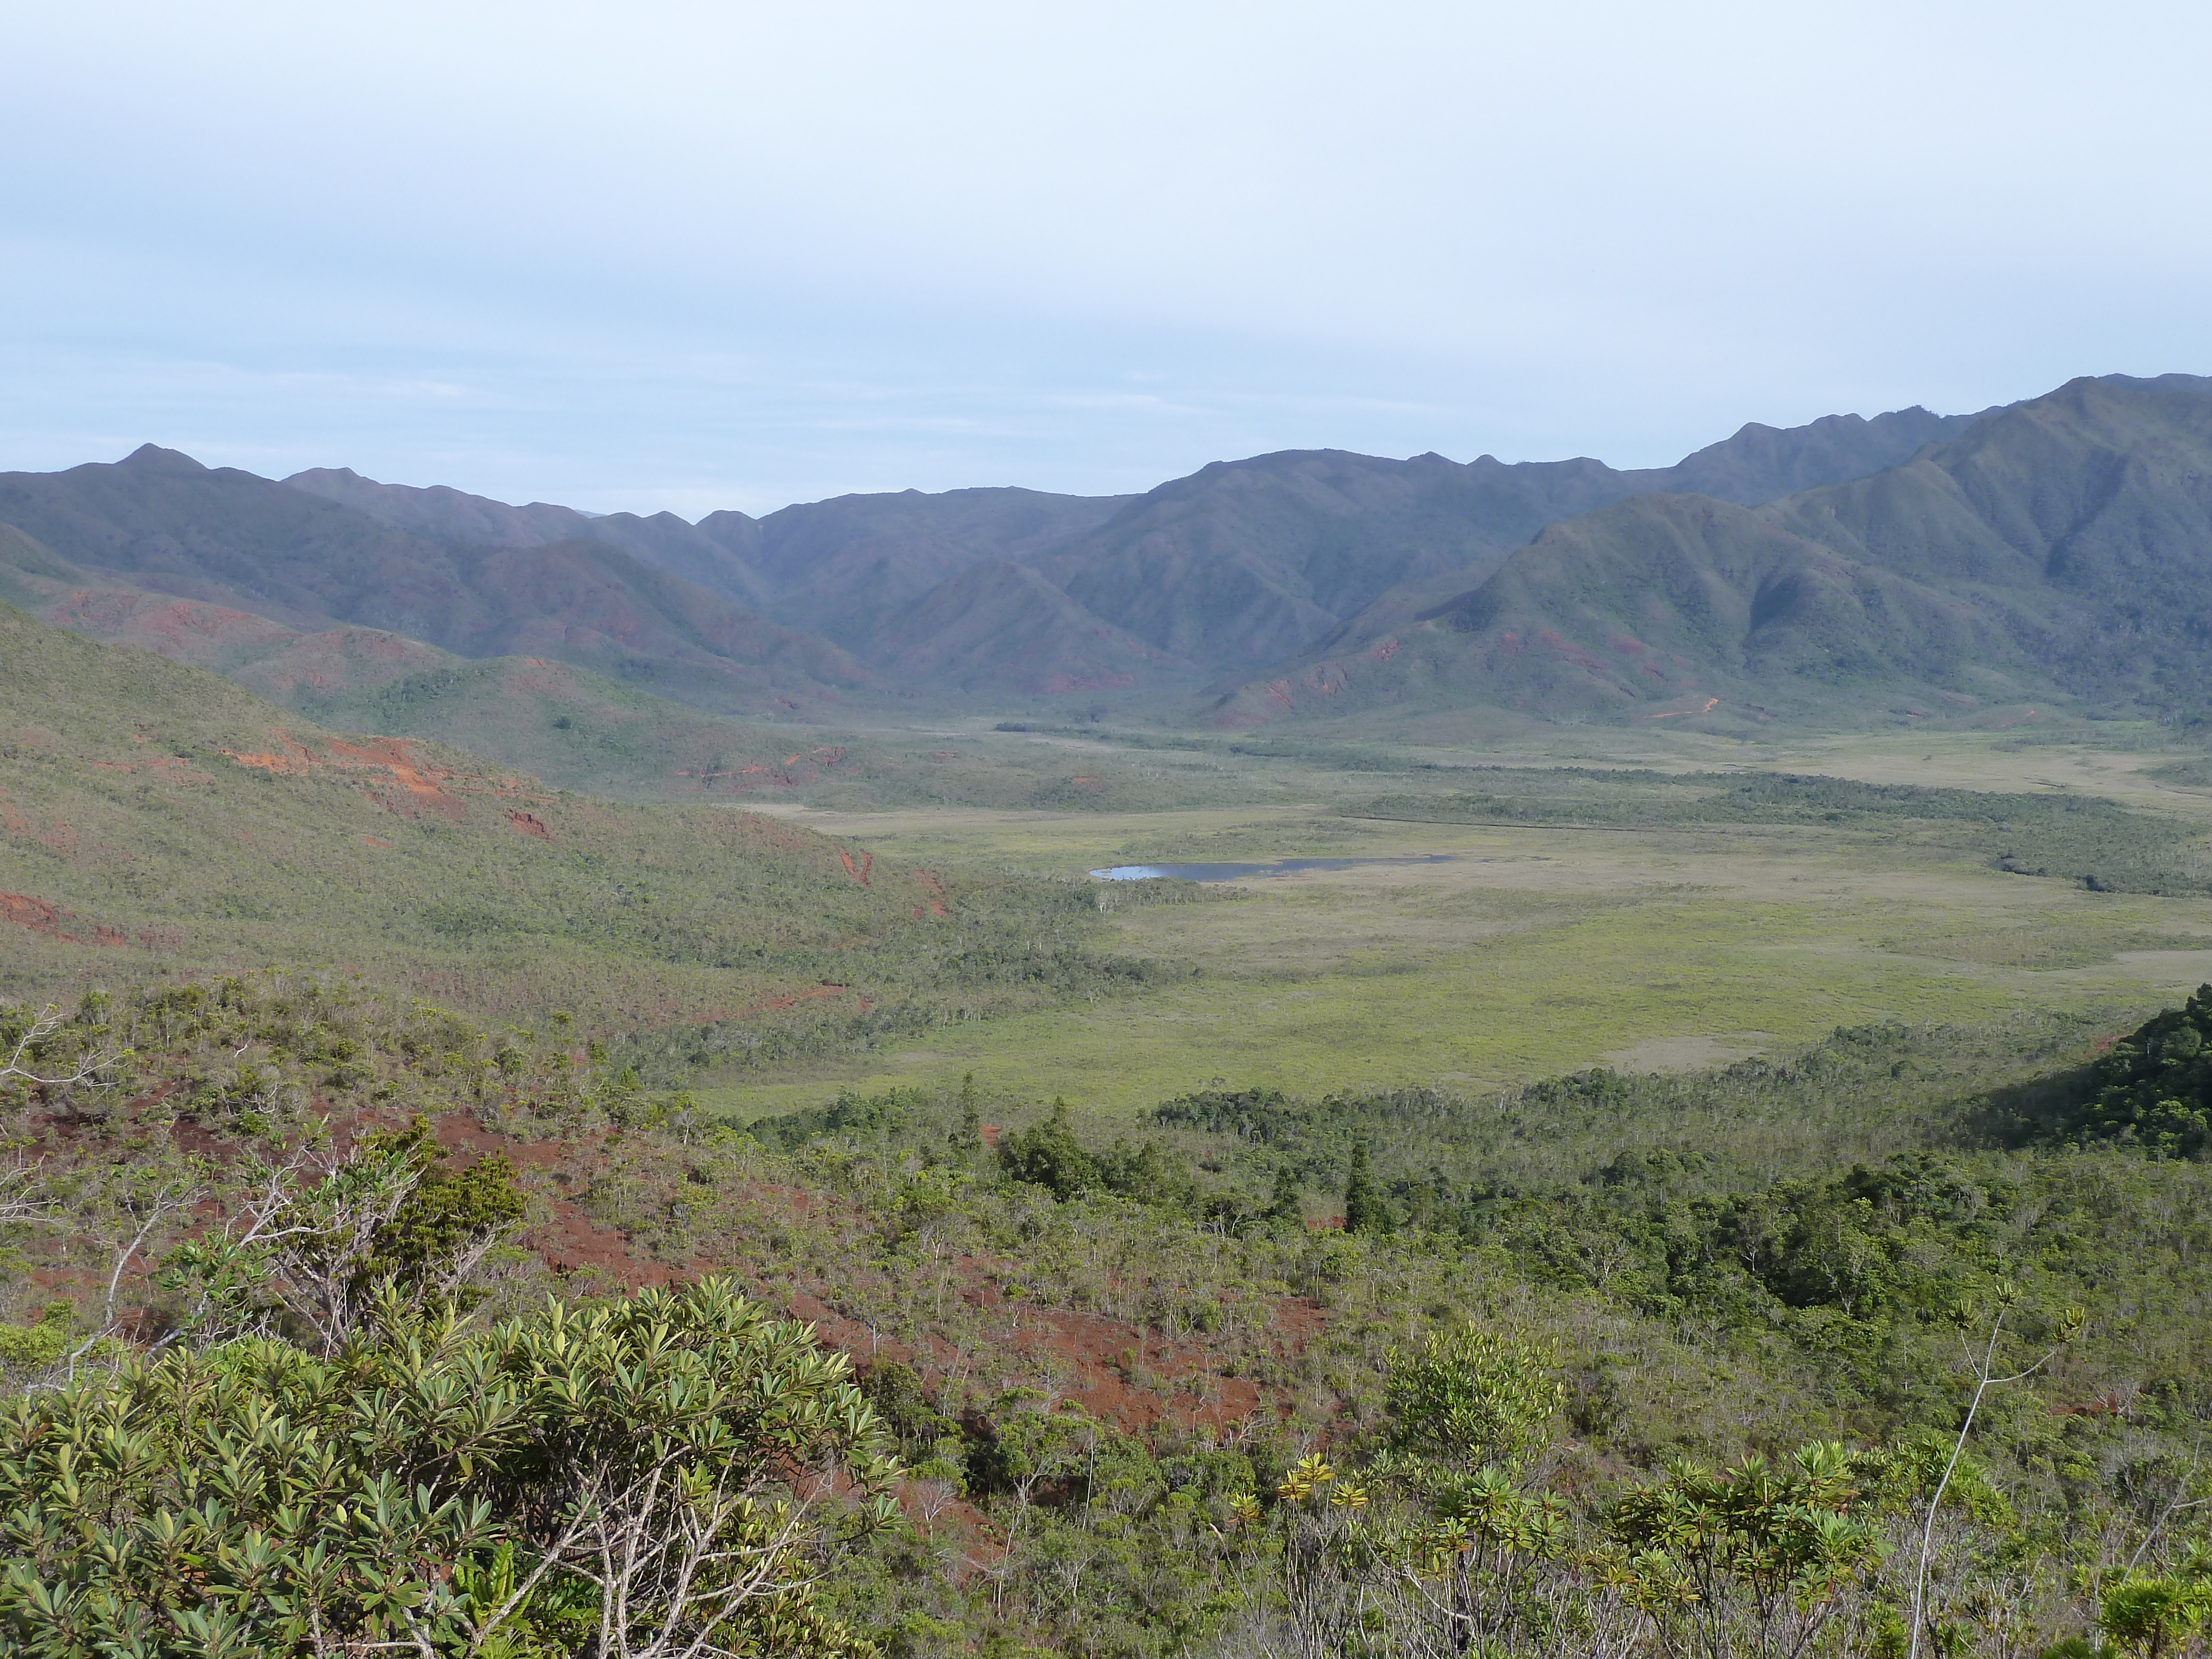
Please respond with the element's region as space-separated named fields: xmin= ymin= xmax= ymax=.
xmin=998 ymin=1098 xmax=1097 ymax=1199
xmin=950 ymin=1070 xmax=983 ymax=1157
xmin=1344 ymin=1138 xmax=1385 ymax=1234
xmin=1267 ymin=1163 xmax=1305 ymax=1230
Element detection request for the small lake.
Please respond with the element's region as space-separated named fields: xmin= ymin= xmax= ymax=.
xmin=1089 ymin=855 xmax=1455 ymax=882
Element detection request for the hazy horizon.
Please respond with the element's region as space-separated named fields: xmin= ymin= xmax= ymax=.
xmin=7 ymin=1 xmax=2208 ymax=515
xmin=46 ymin=378 xmax=2032 ymax=526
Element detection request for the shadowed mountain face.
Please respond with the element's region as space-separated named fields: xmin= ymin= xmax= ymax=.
xmin=284 ymin=467 xmax=773 ymax=611
xmin=1029 ymin=405 xmax=1991 ymax=676
xmin=1660 ymin=406 xmax=1983 ymax=502
xmin=9 ymin=384 xmax=2145 ymax=739
xmin=278 ymin=404 xmax=1977 ymax=697
xmin=1199 ymin=375 xmax=2212 ymax=728
xmin=0 ymin=448 xmax=878 ymax=718
xmin=283 ymin=469 xmax=1135 ymax=669
xmin=858 ymin=561 xmax=1187 ymax=695
xmin=744 ymin=487 xmax=1134 ymax=648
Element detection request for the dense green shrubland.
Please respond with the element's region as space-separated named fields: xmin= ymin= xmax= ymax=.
xmin=2033 ymin=983 xmax=2212 ymax=1157
xmin=10 ymin=977 xmax=2212 ymax=1655
xmin=0 ymin=977 xmax=902 ymax=1657
xmin=731 ymin=1008 xmax=2212 ymax=1656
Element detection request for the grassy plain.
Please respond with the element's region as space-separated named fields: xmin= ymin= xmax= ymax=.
xmin=700 ymin=731 xmax=2212 ymax=1125
xmin=16 ymin=598 xmax=2212 ymax=1143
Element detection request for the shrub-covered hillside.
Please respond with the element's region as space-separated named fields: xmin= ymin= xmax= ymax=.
xmin=9 ymin=972 xmax=2210 ymax=1656
xmin=0 ymin=602 xmax=1155 ymax=1041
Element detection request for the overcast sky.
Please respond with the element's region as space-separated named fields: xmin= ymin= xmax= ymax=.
xmin=4 ymin=1 xmax=2207 ymax=516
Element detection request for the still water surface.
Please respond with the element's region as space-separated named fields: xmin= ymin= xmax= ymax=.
xmin=1089 ymin=855 xmax=1455 ymax=882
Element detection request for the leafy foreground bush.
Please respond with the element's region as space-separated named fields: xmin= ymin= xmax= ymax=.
xmin=0 ymin=1279 xmax=898 ymax=1659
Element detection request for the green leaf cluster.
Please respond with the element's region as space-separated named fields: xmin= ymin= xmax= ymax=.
xmin=0 ymin=1278 xmax=895 ymax=1658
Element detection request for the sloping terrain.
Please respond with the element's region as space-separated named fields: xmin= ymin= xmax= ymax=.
xmin=1202 ymin=374 xmax=2212 ymax=727
xmin=0 ymin=528 xmax=1238 ymax=809
xmin=0 ymin=447 xmax=875 ymax=718
xmin=1659 ymin=403 xmax=1986 ymax=501
xmin=9 ymin=397 xmax=2008 ymax=725
xmin=278 ymin=466 xmax=1146 ymax=692
xmin=1764 ymin=373 xmax=2212 ymax=707
xmin=6 ymin=389 xmax=2110 ymax=729
xmin=285 ymin=465 xmax=773 ymax=609
xmin=740 ymin=485 xmax=1133 ymax=646
xmin=855 ymin=560 xmax=1187 ymax=695
xmin=1021 ymin=404 xmax=1992 ymax=677
xmin=0 ymin=601 xmax=1140 ymax=1039
xmin=0 ymin=529 xmax=458 ymax=697
xmin=273 ymin=401 xmax=1991 ymax=706
xmin=283 ymin=468 xmax=1133 ymax=651
xmin=275 ymin=653 xmax=1225 ymax=810
xmin=420 ymin=535 xmax=877 ymax=711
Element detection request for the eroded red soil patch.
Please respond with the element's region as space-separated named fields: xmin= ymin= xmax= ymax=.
xmin=0 ymin=892 xmax=126 ymax=947
xmin=505 ymin=808 xmax=551 ymax=839
xmin=836 ymin=846 xmax=873 ymax=887
xmin=696 ymin=985 xmax=860 ymax=1024
xmin=431 ymin=1113 xmax=1325 ymax=1439
xmin=914 ymin=872 xmax=950 ymax=919
xmin=221 ymin=729 xmax=546 ymax=820
xmin=31 ymin=1086 xmax=1329 ymax=1535
xmin=326 ymin=736 xmax=456 ymax=809
xmin=431 ymin=1117 xmax=697 ymax=1291
xmin=48 ymin=591 xmax=293 ymax=656
xmin=776 ymin=1249 xmax=1318 ymax=1438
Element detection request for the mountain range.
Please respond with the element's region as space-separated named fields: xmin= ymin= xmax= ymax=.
xmin=6 ymin=374 xmax=2210 ymax=744
xmin=1201 ymin=373 xmax=2212 ymax=729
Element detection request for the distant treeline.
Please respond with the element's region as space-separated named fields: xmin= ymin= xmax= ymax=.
xmin=1350 ymin=767 xmax=2212 ymax=895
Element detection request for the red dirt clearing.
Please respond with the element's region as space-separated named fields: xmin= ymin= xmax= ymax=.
xmin=916 ymin=872 xmax=950 ymax=917
xmin=0 ymin=892 xmax=126 ymax=947
xmin=33 ymin=1092 xmax=1334 ymax=1479
xmin=221 ymin=729 xmax=545 ymax=820
xmin=695 ymin=985 xmax=859 ymax=1024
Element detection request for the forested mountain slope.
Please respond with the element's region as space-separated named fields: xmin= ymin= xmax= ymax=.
xmin=739 ymin=485 xmax=1135 ymax=646
xmin=1203 ymin=374 xmax=2212 ymax=727
xmin=853 ymin=559 xmax=1184 ymax=693
xmin=269 ymin=400 xmax=1995 ymax=700
xmin=286 ymin=467 xmax=1133 ymax=649
xmin=0 ymin=447 xmax=877 ymax=718
xmin=286 ymin=463 xmax=773 ymax=609
xmin=1019 ymin=403 xmax=1990 ymax=678
xmin=0 ymin=390 xmax=2056 ymax=722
